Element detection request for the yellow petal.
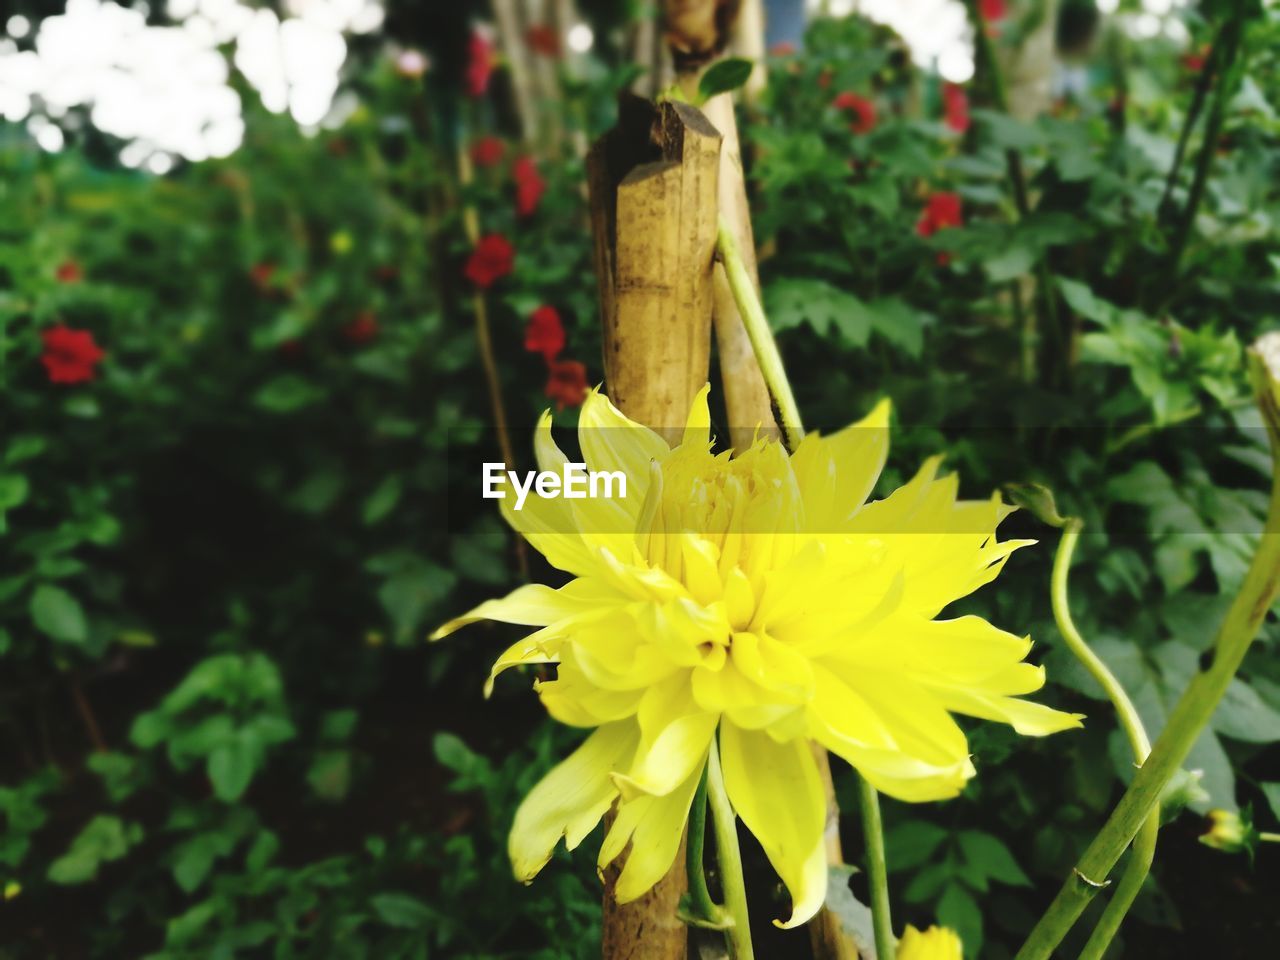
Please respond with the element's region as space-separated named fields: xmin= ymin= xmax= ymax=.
xmin=679 ymin=383 xmax=712 ymax=450
xmin=431 ymin=581 xmax=611 ymax=641
xmin=600 ymin=755 xmax=706 ymax=903
xmin=579 ymin=386 xmax=669 ymax=484
xmin=509 ymin=721 xmax=639 ymax=883
xmin=899 ymin=924 xmax=964 ymax=960
xmin=616 ymin=675 xmax=718 ymax=798
xmin=792 ymin=398 xmax=891 ymax=529
xmin=719 ymin=721 xmax=827 ymax=928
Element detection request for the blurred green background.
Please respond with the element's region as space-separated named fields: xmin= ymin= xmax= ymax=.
xmin=2 ymin=1 xmax=1280 ymax=957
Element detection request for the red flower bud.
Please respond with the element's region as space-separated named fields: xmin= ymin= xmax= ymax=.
xmin=470 ymin=136 xmax=506 ymax=168
xmin=513 ymin=156 xmax=546 ymax=217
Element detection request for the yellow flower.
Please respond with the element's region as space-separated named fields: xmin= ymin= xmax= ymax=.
xmin=434 ymin=387 xmax=1081 ymax=927
xmin=1200 ymin=809 xmax=1248 ymax=852
xmin=899 ymin=924 xmax=963 ymax=960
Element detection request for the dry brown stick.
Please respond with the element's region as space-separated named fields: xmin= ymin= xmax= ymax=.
xmin=457 ymin=144 xmax=530 ymax=580
xmin=589 ymin=97 xmax=723 ymax=960
xmin=70 ymin=675 xmax=107 ymax=755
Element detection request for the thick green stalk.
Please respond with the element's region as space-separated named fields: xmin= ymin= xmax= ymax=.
xmin=707 ymin=737 xmax=755 ymax=960
xmin=716 ymin=219 xmax=805 ymax=451
xmin=1048 ymin=522 xmax=1157 ymax=960
xmin=858 ymin=777 xmax=896 ymax=960
xmin=1015 ymin=339 xmax=1280 ymax=960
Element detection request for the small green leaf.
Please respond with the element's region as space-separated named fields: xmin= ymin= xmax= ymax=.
xmin=254 ymin=374 xmax=323 ymax=412
xmin=956 ymin=830 xmax=1031 ymax=887
xmin=362 ymin=475 xmax=403 ymax=525
xmin=30 ymin=584 xmax=89 ymax=645
xmin=698 ymin=58 xmax=754 ymax=101
xmin=207 ymin=733 xmax=258 ymax=802
xmin=46 ymin=816 xmax=140 ymax=885
xmin=370 ymin=892 xmax=435 ymax=929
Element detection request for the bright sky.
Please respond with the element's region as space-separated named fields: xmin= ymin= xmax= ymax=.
xmin=0 ymin=0 xmax=1196 ymax=171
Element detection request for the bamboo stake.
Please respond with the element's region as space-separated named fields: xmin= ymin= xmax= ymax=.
xmin=588 ymin=98 xmax=723 ymax=957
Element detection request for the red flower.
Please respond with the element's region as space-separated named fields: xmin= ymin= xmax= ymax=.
xmin=916 ymin=192 xmax=963 ymax=237
xmin=342 ymin=310 xmax=380 ymax=344
xmin=525 ymin=306 xmax=565 ymax=362
xmin=980 ymin=0 xmax=1007 ymax=22
xmin=917 ymin=192 xmax=963 ymax=266
xmin=249 ymin=261 xmax=276 ymax=289
xmin=513 ymin=156 xmax=546 ymax=217
xmin=943 ymin=83 xmax=970 ymax=133
xmin=525 ymin=24 xmax=560 ymax=58
xmin=470 ymin=136 xmax=506 ymax=168
xmin=40 ymin=325 xmax=105 ymax=384
xmin=769 ymin=41 xmax=796 ymax=56
xmin=1182 ymin=46 xmax=1210 ymax=73
xmin=833 ymin=92 xmax=877 ymax=134
xmin=545 ymin=360 xmax=588 ymax=410
xmin=56 ymin=260 xmax=83 ymax=283
xmin=465 ymin=234 xmax=515 ymax=288
xmin=466 ymin=32 xmax=494 ymax=97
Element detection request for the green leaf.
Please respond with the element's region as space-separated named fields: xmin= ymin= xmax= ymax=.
xmin=698 ymin=58 xmax=754 ymax=101
xmin=207 ymin=733 xmax=258 ymax=802
xmin=0 ymin=474 xmax=29 ymax=510
xmin=46 ymin=816 xmax=140 ymax=885
xmin=764 ymin=278 xmax=871 ymax=345
xmin=254 ymin=374 xmax=323 ymax=412
xmin=1262 ymin=783 xmax=1280 ymax=821
xmin=956 ymin=830 xmax=1031 ymax=887
xmin=362 ymin=475 xmax=403 ymax=525
xmin=30 ymin=584 xmax=89 ymax=645
xmin=1212 ymin=679 xmax=1280 ymax=743
xmin=937 ymin=882 xmax=984 ymax=958
xmin=884 ymin=820 xmax=949 ymax=871
xmin=307 ymin=749 xmax=352 ymax=802
xmin=378 ymin=563 xmax=456 ymax=643
xmin=5 ymin=435 xmax=47 ymax=465
xmin=370 ymin=892 xmax=435 ymax=929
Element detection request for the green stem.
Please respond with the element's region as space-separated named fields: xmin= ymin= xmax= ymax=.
xmin=686 ymin=763 xmax=722 ymax=923
xmin=858 ymin=776 xmax=896 ymax=960
xmin=707 ymin=735 xmax=756 ymax=960
xmin=1156 ymin=28 xmax=1225 ymax=221
xmin=1015 ymin=343 xmax=1280 ymax=960
xmin=1050 ymin=522 xmax=1158 ymax=960
xmin=1259 ymin=832 xmax=1280 ymax=843
xmin=716 ymin=218 xmax=805 ymax=452
xmin=963 ymin=0 xmax=1064 ymax=384
xmin=1168 ymin=6 xmax=1246 ymax=276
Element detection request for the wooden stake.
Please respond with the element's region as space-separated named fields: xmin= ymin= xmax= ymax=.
xmin=587 ymin=96 xmax=723 ymax=959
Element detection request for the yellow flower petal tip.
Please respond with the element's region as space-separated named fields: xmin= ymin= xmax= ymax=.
xmin=899 ymin=924 xmax=964 ymax=960
xmin=436 ymin=386 xmax=1080 ymax=905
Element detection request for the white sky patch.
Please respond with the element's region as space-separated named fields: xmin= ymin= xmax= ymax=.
xmin=0 ymin=0 xmax=382 ymax=169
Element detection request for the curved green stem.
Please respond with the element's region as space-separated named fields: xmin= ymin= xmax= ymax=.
xmin=1050 ymin=522 xmax=1159 ymax=960
xmin=858 ymin=777 xmax=896 ymax=960
xmin=707 ymin=736 xmax=755 ymax=960
xmin=686 ymin=764 xmax=723 ymax=923
xmin=1015 ymin=341 xmax=1280 ymax=960
xmin=716 ymin=218 xmax=805 ymax=452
